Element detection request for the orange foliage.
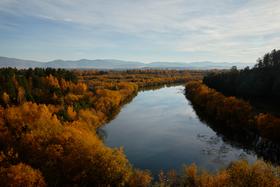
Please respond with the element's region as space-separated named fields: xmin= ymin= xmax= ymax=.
xmin=186 ymin=81 xmax=253 ymax=129
xmin=128 ymin=169 xmax=152 ymax=187
xmin=72 ymin=82 xmax=88 ymax=94
xmin=0 ymin=163 xmax=46 ymax=187
xmin=2 ymin=92 xmax=10 ymax=105
xmin=17 ymin=87 xmax=25 ymax=104
xmin=255 ymin=113 xmax=280 ymax=141
xmin=156 ymin=161 xmax=280 ymax=187
xmin=0 ymin=102 xmax=134 ymax=185
xmin=6 ymin=70 xmax=280 ymax=186
xmin=64 ymin=93 xmax=81 ymax=104
xmin=78 ymin=109 xmax=104 ymax=127
xmin=45 ymin=74 xmax=60 ymax=88
xmin=66 ymin=106 xmax=77 ymax=121
xmin=186 ymin=81 xmax=280 ymax=143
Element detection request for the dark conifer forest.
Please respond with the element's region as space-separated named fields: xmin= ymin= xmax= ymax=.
xmin=204 ymin=49 xmax=280 ymax=98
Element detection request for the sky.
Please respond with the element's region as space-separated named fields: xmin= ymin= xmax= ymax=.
xmin=0 ymin=0 xmax=279 ymax=63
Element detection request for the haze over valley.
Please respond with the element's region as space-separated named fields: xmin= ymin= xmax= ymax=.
xmin=0 ymin=56 xmax=253 ymax=69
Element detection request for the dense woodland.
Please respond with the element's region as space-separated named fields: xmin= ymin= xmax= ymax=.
xmin=185 ymin=81 xmax=280 ymax=143
xmin=1 ymin=66 xmax=280 ymax=186
xmin=182 ymin=50 xmax=280 ymax=186
xmin=0 ymin=68 xmax=202 ymax=186
xmin=76 ymin=69 xmax=203 ymax=88
xmin=204 ymin=49 xmax=280 ymax=98
xmin=195 ymin=49 xmax=280 ymax=143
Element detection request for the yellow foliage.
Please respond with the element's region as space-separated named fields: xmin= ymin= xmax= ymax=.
xmin=72 ymin=82 xmax=88 ymax=94
xmin=5 ymin=102 xmax=62 ymax=139
xmin=178 ymin=160 xmax=280 ymax=187
xmin=46 ymin=104 xmax=62 ymax=114
xmin=53 ymin=123 xmax=133 ymax=185
xmin=2 ymin=92 xmax=10 ymax=105
xmin=45 ymin=74 xmax=60 ymax=88
xmin=1 ymin=163 xmax=46 ymax=187
xmin=78 ymin=109 xmax=102 ymax=127
xmin=59 ymin=79 xmax=71 ymax=92
xmin=67 ymin=106 xmax=77 ymax=120
xmin=0 ymin=107 xmax=12 ymax=145
xmin=17 ymin=87 xmax=25 ymax=104
xmin=0 ymin=69 xmax=205 ymax=186
xmin=64 ymin=93 xmax=81 ymax=104
xmin=183 ymin=163 xmax=197 ymax=186
xmin=128 ymin=169 xmax=152 ymax=187
xmin=1 ymin=102 xmax=133 ymax=186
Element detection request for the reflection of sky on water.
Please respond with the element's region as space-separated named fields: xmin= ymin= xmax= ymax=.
xmin=102 ymin=86 xmax=257 ymax=174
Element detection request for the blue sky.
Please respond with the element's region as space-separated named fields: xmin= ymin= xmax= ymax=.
xmin=0 ymin=0 xmax=279 ymax=63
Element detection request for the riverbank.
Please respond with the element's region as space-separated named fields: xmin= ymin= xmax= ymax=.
xmin=103 ymin=86 xmax=257 ymax=175
xmin=2 ymin=68 xmax=280 ymax=186
xmin=0 ymin=69 xmax=201 ymax=186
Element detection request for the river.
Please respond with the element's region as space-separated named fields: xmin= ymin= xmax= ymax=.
xmin=102 ymin=85 xmax=257 ymax=175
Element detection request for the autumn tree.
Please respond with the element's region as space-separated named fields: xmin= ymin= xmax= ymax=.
xmin=2 ymin=92 xmax=10 ymax=105
xmin=0 ymin=163 xmax=46 ymax=187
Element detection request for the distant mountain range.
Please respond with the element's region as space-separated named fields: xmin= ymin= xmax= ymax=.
xmin=0 ymin=56 xmax=254 ymax=70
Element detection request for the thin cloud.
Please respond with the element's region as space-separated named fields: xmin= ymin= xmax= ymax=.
xmin=0 ymin=0 xmax=279 ymax=62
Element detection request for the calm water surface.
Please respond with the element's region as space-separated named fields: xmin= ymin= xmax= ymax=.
xmin=102 ymin=86 xmax=257 ymax=174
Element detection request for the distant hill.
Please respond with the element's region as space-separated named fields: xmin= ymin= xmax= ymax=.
xmin=44 ymin=59 xmax=144 ymax=69
xmin=0 ymin=57 xmax=44 ymax=68
xmin=0 ymin=56 xmax=253 ymax=69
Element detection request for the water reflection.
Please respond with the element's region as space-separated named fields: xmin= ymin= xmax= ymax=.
xmin=188 ymin=94 xmax=280 ymax=165
xmin=102 ymin=86 xmax=257 ymax=175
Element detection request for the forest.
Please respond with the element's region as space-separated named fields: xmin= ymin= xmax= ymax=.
xmin=185 ymin=49 xmax=280 ymax=141
xmin=185 ymin=81 xmax=280 ymax=143
xmin=1 ymin=63 xmax=280 ymax=186
xmin=203 ymin=49 xmax=280 ymax=98
xmin=0 ymin=68 xmax=203 ymax=186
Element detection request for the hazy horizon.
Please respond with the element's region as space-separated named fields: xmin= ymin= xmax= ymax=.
xmin=0 ymin=0 xmax=279 ymax=63
xmin=0 ymin=55 xmax=255 ymax=64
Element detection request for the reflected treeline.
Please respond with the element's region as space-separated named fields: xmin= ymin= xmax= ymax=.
xmin=3 ymin=68 xmax=201 ymax=186
xmin=139 ymin=82 xmax=184 ymax=91
xmin=100 ymin=83 xmax=186 ymax=140
xmin=108 ymin=91 xmax=138 ymax=120
xmin=186 ymin=93 xmax=280 ymax=165
xmin=97 ymin=128 xmax=108 ymax=141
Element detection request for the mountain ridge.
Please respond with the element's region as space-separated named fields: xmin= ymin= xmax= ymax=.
xmin=0 ymin=56 xmax=253 ymax=70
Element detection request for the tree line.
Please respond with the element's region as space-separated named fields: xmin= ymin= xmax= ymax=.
xmin=203 ymin=49 xmax=280 ymax=98
xmin=185 ymin=81 xmax=280 ymax=143
xmin=2 ymin=67 xmax=280 ymax=186
xmin=0 ymin=68 xmax=203 ymax=186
